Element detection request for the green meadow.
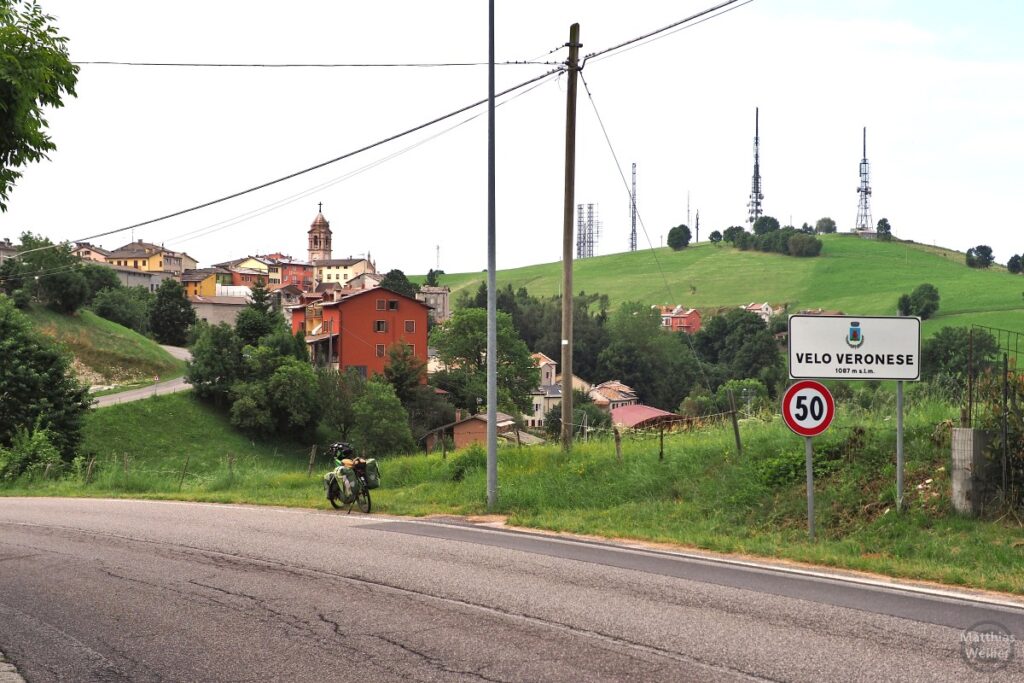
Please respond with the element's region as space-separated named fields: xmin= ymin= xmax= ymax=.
xmin=426 ymin=235 xmax=1024 ymax=335
xmin=27 ymin=306 xmax=185 ymax=384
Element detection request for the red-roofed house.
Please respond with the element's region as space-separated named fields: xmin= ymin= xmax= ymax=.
xmin=289 ymin=287 xmax=429 ymax=377
xmin=655 ymin=305 xmax=702 ymax=334
xmin=611 ymin=404 xmax=680 ymax=429
xmin=588 ymin=380 xmax=639 ymax=412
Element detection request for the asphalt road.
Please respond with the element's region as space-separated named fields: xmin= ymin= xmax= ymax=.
xmin=92 ymin=346 xmax=192 ymax=409
xmin=0 ymin=498 xmax=1021 ymax=682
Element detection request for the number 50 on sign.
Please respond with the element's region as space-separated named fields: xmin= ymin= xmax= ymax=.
xmin=781 ymin=380 xmax=835 ymax=437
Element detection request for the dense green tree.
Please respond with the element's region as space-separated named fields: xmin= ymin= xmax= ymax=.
xmin=708 ymin=230 xmax=723 ymax=243
xmin=908 ymin=283 xmax=940 ymax=320
xmin=0 ymin=294 xmax=91 ymax=461
xmin=787 ymin=233 xmax=823 ymax=257
xmin=0 ymin=232 xmax=88 ymax=312
xmin=39 ymin=268 xmax=88 ymax=313
xmin=229 ymin=358 xmax=321 ymax=436
xmin=80 ymin=263 xmax=121 ymax=304
xmin=350 ymin=378 xmax=416 ymax=457
xmin=0 ymin=1 xmax=78 ymax=211
xmin=692 ymin=308 xmax=784 ymax=395
xmin=966 ymin=245 xmax=994 ymax=268
xmin=91 ymin=285 xmax=152 ymax=334
xmin=149 ymin=278 xmax=195 ymax=345
xmin=752 ymin=215 xmax=780 ymax=236
xmin=186 ymin=322 xmax=242 ymax=405
xmin=722 ymin=226 xmax=746 ymax=243
xmin=379 ymin=269 xmax=419 ymax=299
xmin=897 ymin=293 xmax=912 ymax=317
xmin=1007 ymin=254 xmax=1022 ymax=275
xmin=876 ymin=217 xmax=892 ymax=241
xmin=430 ymin=308 xmax=536 ymax=414
xmin=234 ymin=278 xmax=283 ymax=347
xmin=460 ymin=285 xmax=610 ymax=384
xmin=667 ymin=224 xmax=692 ymax=250
xmin=317 ymin=367 xmax=365 ymax=440
xmin=265 ymin=361 xmax=321 ymax=435
xmin=424 ymin=268 xmax=445 ymax=286
xmin=922 ymin=326 xmax=997 ymax=383
xmin=383 ymin=341 xmax=427 ymax=408
xmin=815 ymin=217 xmax=837 ymax=234
xmin=595 ymin=302 xmax=699 ymax=410
xmin=799 ymin=222 xmax=815 ymax=235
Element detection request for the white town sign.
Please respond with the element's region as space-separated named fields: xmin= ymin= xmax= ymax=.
xmin=788 ymin=315 xmax=921 ymax=381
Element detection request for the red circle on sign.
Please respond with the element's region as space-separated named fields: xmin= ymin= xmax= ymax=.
xmin=781 ymin=380 xmax=835 ymax=437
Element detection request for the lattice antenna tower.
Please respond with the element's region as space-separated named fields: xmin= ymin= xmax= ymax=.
xmin=747 ymin=107 xmax=763 ymax=224
xmin=855 ymin=127 xmax=873 ymax=231
xmin=576 ymin=203 xmax=600 ymax=258
xmin=629 ymin=163 xmax=638 ymax=251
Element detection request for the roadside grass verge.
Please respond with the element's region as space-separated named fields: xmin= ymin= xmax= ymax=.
xmin=3 ymin=392 xmax=1022 ymax=594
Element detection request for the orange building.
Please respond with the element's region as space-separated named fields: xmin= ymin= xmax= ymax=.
xmin=289 ymin=287 xmax=430 ymax=377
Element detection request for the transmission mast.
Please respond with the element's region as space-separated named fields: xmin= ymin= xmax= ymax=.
xmin=855 ymin=127 xmax=873 ymax=231
xmin=629 ymin=163 xmax=638 ymax=251
xmin=747 ymin=107 xmax=763 ymax=224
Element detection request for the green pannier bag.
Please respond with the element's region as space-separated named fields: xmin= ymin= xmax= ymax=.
xmin=338 ymin=466 xmax=359 ymax=502
xmin=364 ymin=459 xmax=381 ymax=489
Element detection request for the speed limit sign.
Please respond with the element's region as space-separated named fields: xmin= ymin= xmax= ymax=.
xmin=781 ymin=380 xmax=835 ymax=437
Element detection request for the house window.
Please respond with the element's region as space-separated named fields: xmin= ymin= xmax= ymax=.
xmin=534 ymin=403 xmax=541 ymax=413
xmin=350 ymin=365 xmax=368 ymax=379
xmin=388 ymin=300 xmax=399 ymax=311
xmin=133 ymin=260 xmax=139 ymax=268
xmin=407 ymin=344 xmax=415 ymax=356
xmin=375 ymin=344 xmax=385 ymax=358
xmin=376 ymin=299 xmax=386 ymax=311
xmin=404 ymin=320 xmax=415 ymax=333
xmin=374 ymin=320 xmax=387 ymax=332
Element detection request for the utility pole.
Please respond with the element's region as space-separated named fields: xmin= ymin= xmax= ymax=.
xmin=560 ymin=23 xmax=581 ymax=452
xmin=486 ymin=0 xmax=498 ymax=510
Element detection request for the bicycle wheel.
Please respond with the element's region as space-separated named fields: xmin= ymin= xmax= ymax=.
xmin=356 ymin=488 xmax=371 ymax=514
xmin=327 ymin=480 xmax=343 ymax=509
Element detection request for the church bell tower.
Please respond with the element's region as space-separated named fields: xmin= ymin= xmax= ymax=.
xmin=307 ymin=203 xmax=332 ymax=263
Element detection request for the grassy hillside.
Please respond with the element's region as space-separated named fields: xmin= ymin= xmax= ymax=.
xmin=426 ymin=235 xmax=1024 ymax=336
xmin=26 ymin=307 xmax=185 ymax=386
xmin=6 ymin=391 xmax=1024 ymax=594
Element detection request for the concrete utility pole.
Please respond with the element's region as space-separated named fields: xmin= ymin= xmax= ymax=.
xmin=560 ymin=23 xmax=581 ymax=452
xmin=486 ymin=0 xmax=498 ymax=510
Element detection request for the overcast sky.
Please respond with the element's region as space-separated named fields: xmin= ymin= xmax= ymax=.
xmin=1 ymin=0 xmax=1021 ymax=274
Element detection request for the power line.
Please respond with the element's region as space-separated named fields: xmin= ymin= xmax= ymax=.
xmin=16 ymin=66 xmax=564 ymax=258
xmin=582 ymin=0 xmax=753 ymax=66
xmin=162 ymin=72 xmax=560 ymax=249
xmin=73 ymin=60 xmax=560 ymax=68
xmin=579 ymin=71 xmax=713 ymax=391
xmin=20 ymin=1 xmax=755 ymax=260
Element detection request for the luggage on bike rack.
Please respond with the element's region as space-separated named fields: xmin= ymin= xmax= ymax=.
xmin=363 ymin=459 xmax=381 ymax=489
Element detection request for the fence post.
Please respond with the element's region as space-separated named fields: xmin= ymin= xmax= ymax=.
xmin=659 ymin=425 xmax=664 ymax=461
xmin=613 ymin=427 xmax=622 ymax=464
xmin=1003 ymin=353 xmax=1009 ymax=495
xmin=967 ymin=328 xmax=974 ymax=427
xmin=728 ymin=389 xmax=743 ymax=457
xmin=85 ymin=456 xmax=96 ymax=485
xmin=307 ymin=445 xmax=317 ymax=476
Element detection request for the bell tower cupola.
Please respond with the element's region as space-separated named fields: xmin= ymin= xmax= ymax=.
xmin=307 ymin=202 xmax=332 ymax=263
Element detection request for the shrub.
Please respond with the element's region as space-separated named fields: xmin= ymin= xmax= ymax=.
xmin=0 ymin=425 xmax=62 ymax=481
xmin=448 ymin=443 xmax=486 ymax=482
